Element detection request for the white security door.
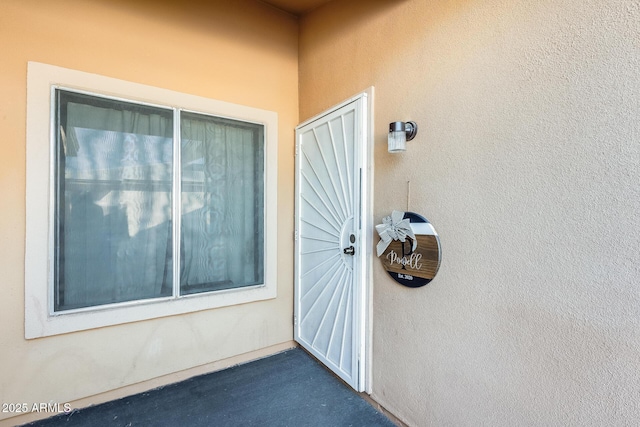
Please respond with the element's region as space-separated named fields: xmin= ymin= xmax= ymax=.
xmin=294 ymin=92 xmax=370 ymax=392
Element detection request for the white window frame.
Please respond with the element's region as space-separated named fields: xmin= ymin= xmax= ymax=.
xmin=25 ymin=62 xmax=278 ymax=339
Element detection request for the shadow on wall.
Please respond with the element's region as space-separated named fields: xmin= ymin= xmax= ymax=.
xmin=300 ymin=0 xmax=406 ymax=43
xmin=92 ymin=0 xmax=297 ymax=55
xmin=297 ymin=0 xmax=485 ymax=121
xmin=299 ymin=0 xmax=503 ymax=64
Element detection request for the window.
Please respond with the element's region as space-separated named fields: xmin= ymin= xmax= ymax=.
xmin=54 ymin=91 xmax=265 ymax=311
xmin=26 ymin=62 xmax=277 ymax=338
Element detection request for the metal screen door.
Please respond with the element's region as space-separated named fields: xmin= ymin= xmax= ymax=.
xmin=294 ymin=94 xmax=368 ymax=391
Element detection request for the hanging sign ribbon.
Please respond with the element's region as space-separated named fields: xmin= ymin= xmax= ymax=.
xmin=375 ymin=210 xmax=417 ymax=257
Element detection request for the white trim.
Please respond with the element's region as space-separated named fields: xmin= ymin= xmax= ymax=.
xmin=361 ymin=87 xmax=374 ymax=394
xmin=172 ymin=109 xmax=182 ymax=299
xmin=25 ymin=62 xmax=278 ymax=339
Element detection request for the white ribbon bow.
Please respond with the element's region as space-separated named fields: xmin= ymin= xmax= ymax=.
xmin=375 ymin=210 xmax=417 ymax=257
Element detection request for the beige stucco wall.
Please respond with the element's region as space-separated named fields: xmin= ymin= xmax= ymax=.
xmin=300 ymin=0 xmax=640 ymax=425
xmin=0 ymin=0 xmax=297 ymax=424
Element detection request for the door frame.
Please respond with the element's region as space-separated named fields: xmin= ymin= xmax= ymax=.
xmin=294 ymin=87 xmax=374 ymax=393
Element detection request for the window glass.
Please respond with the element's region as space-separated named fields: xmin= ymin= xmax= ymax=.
xmin=53 ymin=90 xmax=267 ymax=312
xmin=55 ymin=91 xmax=174 ymax=311
xmin=180 ymin=112 xmax=265 ymax=295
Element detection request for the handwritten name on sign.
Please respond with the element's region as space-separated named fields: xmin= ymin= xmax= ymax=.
xmin=380 ymin=235 xmax=440 ymax=280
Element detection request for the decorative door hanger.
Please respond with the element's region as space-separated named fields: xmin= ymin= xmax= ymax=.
xmin=376 ymin=211 xmax=441 ymax=288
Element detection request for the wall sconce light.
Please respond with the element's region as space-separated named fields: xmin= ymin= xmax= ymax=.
xmin=388 ymin=121 xmax=418 ymax=153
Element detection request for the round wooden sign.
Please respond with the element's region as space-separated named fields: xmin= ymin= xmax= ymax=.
xmin=378 ymin=212 xmax=441 ymax=288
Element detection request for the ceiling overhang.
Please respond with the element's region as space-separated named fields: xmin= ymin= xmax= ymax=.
xmin=259 ymin=0 xmax=333 ymax=15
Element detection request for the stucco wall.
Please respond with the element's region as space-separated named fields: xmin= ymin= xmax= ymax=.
xmin=0 ymin=0 xmax=297 ymax=424
xmin=300 ymin=0 xmax=640 ymax=425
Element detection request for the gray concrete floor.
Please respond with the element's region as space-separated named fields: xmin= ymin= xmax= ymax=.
xmin=23 ymin=347 xmax=394 ymax=427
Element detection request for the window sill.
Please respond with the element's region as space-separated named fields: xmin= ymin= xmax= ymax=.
xmin=26 ymin=283 xmax=275 ymax=339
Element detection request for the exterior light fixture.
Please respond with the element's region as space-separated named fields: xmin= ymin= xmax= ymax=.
xmin=388 ymin=121 xmax=418 ymax=153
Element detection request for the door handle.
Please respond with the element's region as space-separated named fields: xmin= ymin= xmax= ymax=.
xmin=343 ymin=246 xmax=355 ymax=256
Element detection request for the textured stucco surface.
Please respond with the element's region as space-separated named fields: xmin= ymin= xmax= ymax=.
xmin=0 ymin=0 xmax=297 ymax=424
xmin=300 ymin=0 xmax=640 ymax=425
xmin=2 ymin=0 xmax=640 ymax=425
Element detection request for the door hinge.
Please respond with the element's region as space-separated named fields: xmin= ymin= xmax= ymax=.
xmin=293 ymin=314 xmax=297 ymax=326
xmin=294 ymin=229 xmax=298 ymax=241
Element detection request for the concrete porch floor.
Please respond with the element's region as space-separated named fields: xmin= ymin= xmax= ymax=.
xmin=22 ymin=348 xmax=395 ymax=427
